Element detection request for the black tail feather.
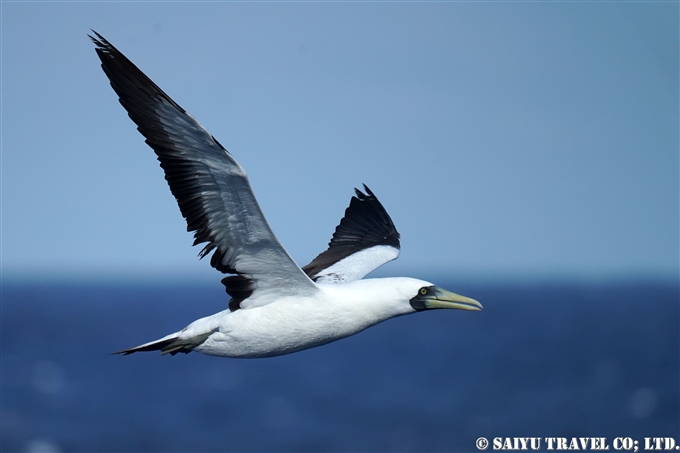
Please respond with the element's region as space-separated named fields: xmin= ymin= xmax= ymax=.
xmin=113 ymin=329 xmax=217 ymax=356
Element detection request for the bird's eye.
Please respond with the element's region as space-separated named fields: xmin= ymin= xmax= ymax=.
xmin=420 ymin=288 xmax=428 ymax=295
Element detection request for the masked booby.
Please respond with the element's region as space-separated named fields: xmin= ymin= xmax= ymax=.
xmin=90 ymin=32 xmax=482 ymax=359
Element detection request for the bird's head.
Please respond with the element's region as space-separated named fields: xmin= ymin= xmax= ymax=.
xmin=406 ymin=281 xmax=482 ymax=312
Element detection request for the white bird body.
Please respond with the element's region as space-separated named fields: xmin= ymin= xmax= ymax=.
xmin=90 ymin=32 xmax=481 ymax=359
xmin=169 ymin=278 xmax=424 ymax=358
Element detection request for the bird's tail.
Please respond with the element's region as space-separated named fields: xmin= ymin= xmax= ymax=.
xmin=113 ymin=329 xmax=217 ymax=356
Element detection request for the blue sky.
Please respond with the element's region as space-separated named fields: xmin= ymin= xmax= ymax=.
xmin=2 ymin=2 xmax=678 ymax=283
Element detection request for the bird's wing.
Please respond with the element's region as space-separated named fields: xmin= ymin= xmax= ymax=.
xmin=302 ymin=185 xmax=400 ymax=283
xmin=90 ymin=32 xmax=317 ymax=309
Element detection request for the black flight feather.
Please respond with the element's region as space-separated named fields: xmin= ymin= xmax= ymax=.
xmin=302 ymin=185 xmax=400 ymax=280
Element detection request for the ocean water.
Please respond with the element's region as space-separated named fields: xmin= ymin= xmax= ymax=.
xmin=1 ymin=280 xmax=678 ymax=452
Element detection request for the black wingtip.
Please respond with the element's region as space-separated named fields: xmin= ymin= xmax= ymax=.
xmin=88 ymin=30 xmax=108 ymax=47
xmin=355 ymin=184 xmax=375 ymax=200
xmin=362 ymin=183 xmax=374 ymax=197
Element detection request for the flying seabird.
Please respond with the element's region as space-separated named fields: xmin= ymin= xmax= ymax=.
xmin=90 ymin=32 xmax=482 ymax=359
